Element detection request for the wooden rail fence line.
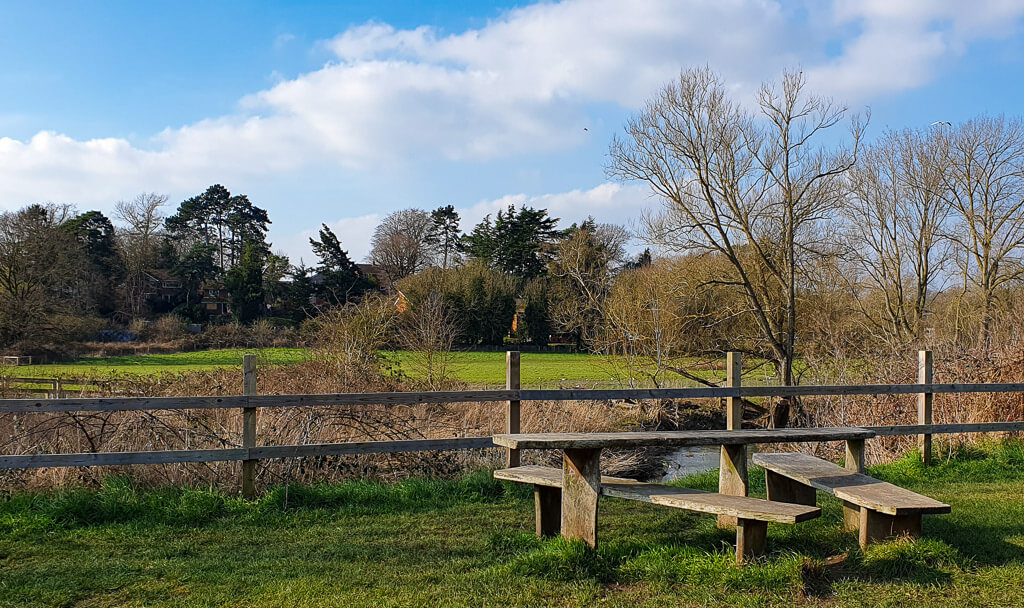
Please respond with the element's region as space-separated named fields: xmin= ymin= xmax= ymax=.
xmin=2 ymin=350 xmax=1022 ymax=496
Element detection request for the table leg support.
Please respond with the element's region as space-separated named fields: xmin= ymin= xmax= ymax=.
xmin=534 ymin=485 xmax=561 ymax=537
xmin=718 ymin=443 xmax=748 ymax=528
xmin=735 ymin=518 xmax=767 ymax=564
xmin=845 ymin=439 xmax=865 ymax=473
xmin=561 ymin=448 xmax=602 ymax=548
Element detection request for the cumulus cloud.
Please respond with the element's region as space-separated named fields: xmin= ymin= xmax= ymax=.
xmin=280 ymin=182 xmax=653 ymax=264
xmin=0 ymin=0 xmax=1021 ymax=238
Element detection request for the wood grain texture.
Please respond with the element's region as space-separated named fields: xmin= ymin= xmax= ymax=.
xmin=867 ymin=422 xmax=1024 ymax=435
xmin=492 ymin=427 xmax=875 ymax=450
xmin=506 ymin=351 xmax=521 ymax=468
xmin=241 ymin=354 xmax=258 ymax=500
xmin=845 ymin=439 xmax=865 ymax=473
xmin=735 ymin=519 xmax=767 ymax=564
xmin=561 ymin=448 xmax=602 ymax=548
xmin=718 ymin=443 xmax=747 ymax=528
xmin=0 ymin=448 xmax=250 ymax=468
xmin=0 ymin=390 xmax=519 ymax=413
xmin=753 ymin=453 xmax=950 ymax=515
xmin=493 ymin=466 xmax=820 ymax=524
xmin=919 ymin=350 xmax=934 ymax=466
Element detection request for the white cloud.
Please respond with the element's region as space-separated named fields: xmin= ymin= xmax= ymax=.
xmin=277 ymin=182 xmax=653 ymax=264
xmin=0 ymin=0 xmax=1021 ymax=223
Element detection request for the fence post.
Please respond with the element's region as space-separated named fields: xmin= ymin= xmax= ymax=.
xmin=241 ymin=354 xmax=258 ymax=499
xmin=918 ymin=350 xmax=933 ymax=466
xmin=506 ymin=351 xmax=521 ymax=468
xmin=718 ymin=351 xmax=746 ymax=528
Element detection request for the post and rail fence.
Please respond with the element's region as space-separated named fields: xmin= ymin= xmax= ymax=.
xmin=1 ymin=350 xmax=1023 ymax=497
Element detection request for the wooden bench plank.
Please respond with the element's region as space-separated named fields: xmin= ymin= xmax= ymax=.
xmin=494 ymin=466 xmax=820 ymax=524
xmin=753 ymin=453 xmax=950 ymax=516
xmin=492 ymin=427 xmax=875 ymax=450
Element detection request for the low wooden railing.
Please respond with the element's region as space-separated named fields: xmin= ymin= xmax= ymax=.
xmin=2 ymin=351 xmax=1023 ymax=498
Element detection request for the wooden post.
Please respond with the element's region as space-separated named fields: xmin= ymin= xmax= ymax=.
xmin=918 ymin=350 xmax=933 ymax=466
xmin=241 ymin=354 xmax=258 ymax=499
xmin=719 ymin=352 xmax=746 ymax=528
xmin=845 ymin=438 xmax=865 ymax=473
xmin=506 ymin=351 xmax=521 ymax=468
xmin=561 ymin=447 xmax=602 ymax=548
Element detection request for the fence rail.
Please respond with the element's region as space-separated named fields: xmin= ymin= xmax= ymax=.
xmin=3 ymin=383 xmax=1024 ymax=414
xmin=2 ymin=350 xmax=1023 ymax=495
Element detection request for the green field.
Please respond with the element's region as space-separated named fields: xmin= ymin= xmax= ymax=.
xmin=2 ymin=442 xmax=1024 ymax=607
xmin=5 ymin=348 xmax=727 ymax=388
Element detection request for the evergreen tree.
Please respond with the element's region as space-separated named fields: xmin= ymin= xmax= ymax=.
xmin=463 ymin=205 xmax=561 ymax=278
xmin=427 ymin=204 xmax=462 ymax=269
xmin=308 ymin=224 xmax=369 ymax=306
xmin=224 ymin=242 xmax=265 ymax=323
xmin=165 ymin=184 xmax=270 ymax=273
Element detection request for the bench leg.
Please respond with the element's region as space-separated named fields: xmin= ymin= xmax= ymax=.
xmin=735 ymin=518 xmax=767 ymax=564
xmin=534 ymin=485 xmax=561 ymax=537
xmin=561 ymin=448 xmax=602 ymax=548
xmin=858 ymin=509 xmax=923 ymax=549
xmin=718 ymin=444 xmax=748 ymax=528
xmin=765 ymin=470 xmax=816 ymax=505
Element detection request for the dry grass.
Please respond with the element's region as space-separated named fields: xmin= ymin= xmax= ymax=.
xmin=0 ymin=356 xmax=665 ymax=491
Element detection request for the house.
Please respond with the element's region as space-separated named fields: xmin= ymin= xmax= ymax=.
xmin=142 ymin=270 xmax=183 ymax=305
xmin=199 ymin=282 xmax=231 ymax=317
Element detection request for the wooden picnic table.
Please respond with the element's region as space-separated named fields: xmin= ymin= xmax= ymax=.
xmin=491 ymin=427 xmax=876 ymax=547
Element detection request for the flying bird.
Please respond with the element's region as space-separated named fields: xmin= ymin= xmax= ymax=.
xmin=931 ymin=121 xmax=952 ymax=126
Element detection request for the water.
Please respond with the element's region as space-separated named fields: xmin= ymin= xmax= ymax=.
xmin=659 ymin=445 xmax=758 ymax=482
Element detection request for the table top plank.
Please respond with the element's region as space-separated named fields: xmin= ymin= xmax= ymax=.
xmin=492 ymin=427 xmax=875 ymax=450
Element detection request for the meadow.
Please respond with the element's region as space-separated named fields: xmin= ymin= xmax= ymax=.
xmin=2 ymin=441 xmax=1023 ymax=607
xmin=3 ymin=348 xmax=730 ymax=388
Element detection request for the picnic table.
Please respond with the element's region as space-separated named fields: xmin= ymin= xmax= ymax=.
xmin=492 ymin=427 xmax=876 ymax=549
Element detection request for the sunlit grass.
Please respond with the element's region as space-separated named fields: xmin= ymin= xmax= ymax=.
xmin=1 ymin=442 xmax=1023 ymax=606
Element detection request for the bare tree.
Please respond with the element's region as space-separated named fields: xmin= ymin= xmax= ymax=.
xmin=398 ymin=293 xmax=462 ymax=390
xmin=608 ymin=67 xmax=862 ymax=388
xmin=0 ymin=204 xmax=81 ymax=344
xmin=548 ymin=221 xmax=631 ymax=349
xmin=369 ymin=209 xmax=437 ymax=284
xmin=845 ymin=129 xmax=949 ymax=346
xmin=938 ymin=116 xmax=1024 ymax=349
xmin=114 ymin=193 xmax=168 ymax=318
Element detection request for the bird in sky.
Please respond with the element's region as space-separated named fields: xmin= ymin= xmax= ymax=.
xmin=931 ymin=121 xmax=952 ymax=126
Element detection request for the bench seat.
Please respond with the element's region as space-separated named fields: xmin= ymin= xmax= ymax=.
xmin=753 ymin=453 xmax=950 ymax=548
xmin=495 ymin=465 xmax=820 ymax=563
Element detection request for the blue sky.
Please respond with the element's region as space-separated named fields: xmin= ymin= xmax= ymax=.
xmin=1 ymin=0 xmax=1023 ymax=264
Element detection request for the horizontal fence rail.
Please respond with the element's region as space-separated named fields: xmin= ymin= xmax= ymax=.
xmin=2 ymin=383 xmax=1024 ymax=414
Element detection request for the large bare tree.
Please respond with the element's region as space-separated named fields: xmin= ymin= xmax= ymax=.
xmin=845 ymin=129 xmax=949 ymax=346
xmin=608 ymin=67 xmax=862 ymax=387
xmin=938 ymin=116 xmax=1024 ymax=349
xmin=114 ymin=193 xmax=168 ymax=318
xmin=369 ymin=209 xmax=437 ymax=284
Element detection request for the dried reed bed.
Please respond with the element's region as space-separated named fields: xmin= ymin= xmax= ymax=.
xmin=0 ymin=357 xmax=662 ymax=491
xmin=792 ymin=349 xmax=1024 ymax=465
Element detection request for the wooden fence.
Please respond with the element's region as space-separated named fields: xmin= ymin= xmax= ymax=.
xmin=2 ymin=350 xmax=1023 ymax=498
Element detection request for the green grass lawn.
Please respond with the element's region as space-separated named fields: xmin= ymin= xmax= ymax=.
xmin=5 ymin=348 xmax=729 ymax=388
xmin=2 ymin=442 xmax=1024 ymax=607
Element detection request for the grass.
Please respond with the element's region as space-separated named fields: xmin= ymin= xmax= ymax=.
xmin=6 ymin=348 xmax=729 ymax=388
xmin=2 ymin=441 xmax=1024 ymax=606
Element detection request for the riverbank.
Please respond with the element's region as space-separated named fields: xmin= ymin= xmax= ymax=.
xmin=2 ymin=441 xmax=1023 ymax=607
